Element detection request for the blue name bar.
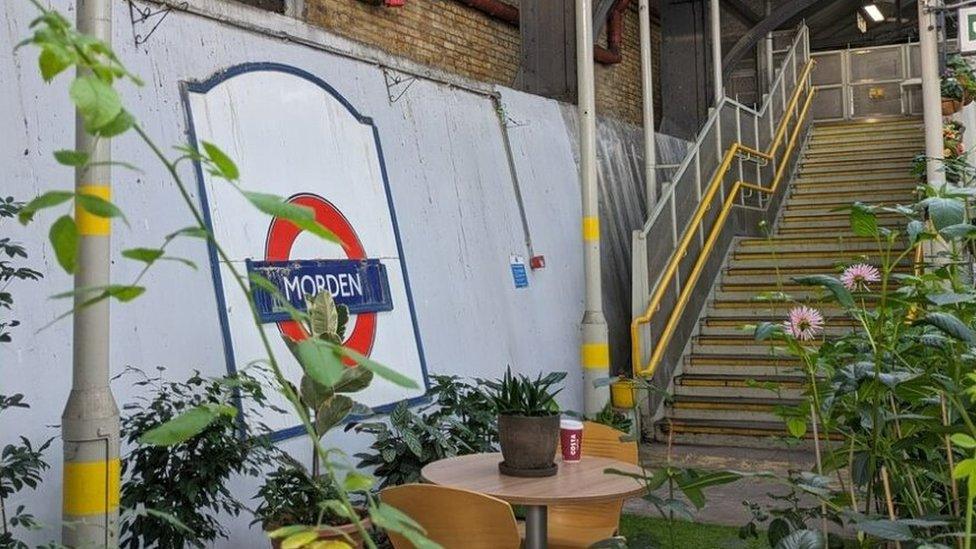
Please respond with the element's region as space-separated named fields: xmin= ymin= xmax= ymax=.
xmin=246 ymin=258 xmax=393 ymax=323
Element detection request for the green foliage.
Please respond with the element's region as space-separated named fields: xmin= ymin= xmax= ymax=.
xmin=1 ymin=395 xmax=52 ymax=549
xmin=591 ymin=401 xmax=633 ymax=433
xmin=252 ymin=456 xmax=345 ymax=530
xmin=119 ymin=370 xmax=273 ymax=549
xmin=485 ymin=367 xmax=566 ymax=417
xmin=350 ymin=375 xmax=499 ymax=488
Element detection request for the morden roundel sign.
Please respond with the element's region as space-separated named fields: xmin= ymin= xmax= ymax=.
xmin=183 ymin=63 xmax=429 ymax=439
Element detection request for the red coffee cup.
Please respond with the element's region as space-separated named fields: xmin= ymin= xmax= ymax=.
xmin=560 ymin=419 xmax=584 ymax=462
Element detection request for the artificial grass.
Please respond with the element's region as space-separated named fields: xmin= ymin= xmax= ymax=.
xmin=618 ymin=514 xmax=768 ymax=548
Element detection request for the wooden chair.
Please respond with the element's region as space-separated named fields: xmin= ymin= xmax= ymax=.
xmin=546 ymin=421 xmax=639 ymax=549
xmin=379 ymin=484 xmax=521 ymax=549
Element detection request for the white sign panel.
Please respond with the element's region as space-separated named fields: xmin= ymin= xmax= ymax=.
xmin=962 ymin=7 xmax=976 ymax=54
xmin=183 ymin=64 xmax=428 ymax=438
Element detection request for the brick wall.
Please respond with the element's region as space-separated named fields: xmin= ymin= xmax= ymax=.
xmin=302 ymin=0 xmax=660 ymax=126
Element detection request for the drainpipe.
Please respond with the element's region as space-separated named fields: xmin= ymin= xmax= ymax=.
xmin=764 ymin=0 xmax=774 ymax=91
xmin=593 ymin=0 xmax=632 ymax=65
xmin=576 ymin=0 xmax=610 ymax=415
xmin=710 ymin=0 xmax=723 ymax=103
xmin=62 ymin=0 xmax=120 ymax=546
xmin=919 ymin=0 xmax=943 ymax=186
xmin=639 ymin=0 xmax=656 ymax=210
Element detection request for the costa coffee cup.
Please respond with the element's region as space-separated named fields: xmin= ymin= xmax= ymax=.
xmin=560 ymin=419 xmax=584 ymax=462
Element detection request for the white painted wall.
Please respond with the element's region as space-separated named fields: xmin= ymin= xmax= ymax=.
xmin=1 ymin=1 xmax=595 ymax=546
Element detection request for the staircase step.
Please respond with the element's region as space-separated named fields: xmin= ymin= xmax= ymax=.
xmin=668 ymin=395 xmax=801 ymax=422
xmin=813 ymin=118 xmax=921 ymax=134
xmin=792 ymin=171 xmax=915 ymax=184
xmin=809 ymin=128 xmax=923 ymax=144
xmin=656 ymin=418 xmax=831 ymax=449
xmin=698 ymin=322 xmax=855 ymax=338
xmin=797 ymin=161 xmax=916 ymax=177
xmin=790 ymin=183 xmax=918 ymax=198
xmin=785 ymin=194 xmax=915 ymax=209
xmin=799 ymin=153 xmax=918 ymax=166
xmin=736 ymin=236 xmax=885 ymax=253
xmin=675 ymin=373 xmax=806 ymax=399
xmin=803 ymin=142 xmax=923 ymax=157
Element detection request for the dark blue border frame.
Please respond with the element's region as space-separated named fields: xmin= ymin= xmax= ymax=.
xmin=179 ymin=62 xmax=431 ymax=442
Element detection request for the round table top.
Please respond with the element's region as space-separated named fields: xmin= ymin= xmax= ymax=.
xmin=420 ymin=452 xmax=647 ymax=506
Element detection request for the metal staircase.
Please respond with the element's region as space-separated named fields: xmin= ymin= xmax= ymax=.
xmin=656 ymin=117 xmax=924 ymax=448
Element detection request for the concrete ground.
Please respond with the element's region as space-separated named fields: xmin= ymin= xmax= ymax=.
xmin=624 ymin=443 xmax=817 ymax=527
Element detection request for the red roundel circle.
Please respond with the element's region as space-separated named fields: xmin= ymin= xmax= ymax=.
xmin=264 ymin=193 xmax=377 ymax=357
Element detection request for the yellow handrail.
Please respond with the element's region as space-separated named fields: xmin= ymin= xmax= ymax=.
xmin=631 ymin=61 xmax=817 ymax=378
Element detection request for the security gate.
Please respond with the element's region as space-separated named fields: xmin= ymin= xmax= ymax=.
xmin=811 ymin=42 xmax=923 ymax=121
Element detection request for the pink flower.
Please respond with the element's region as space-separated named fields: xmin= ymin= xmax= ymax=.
xmin=841 ymin=263 xmax=881 ymax=291
xmin=784 ymin=306 xmax=824 ymax=341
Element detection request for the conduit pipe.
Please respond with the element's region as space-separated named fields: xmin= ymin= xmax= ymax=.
xmin=457 ymin=0 xmax=633 ymax=65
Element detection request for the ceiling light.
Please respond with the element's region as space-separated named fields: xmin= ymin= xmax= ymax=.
xmin=863 ymin=3 xmax=884 ymax=23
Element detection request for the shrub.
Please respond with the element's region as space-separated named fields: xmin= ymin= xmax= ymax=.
xmin=119 ymin=370 xmax=273 ymax=548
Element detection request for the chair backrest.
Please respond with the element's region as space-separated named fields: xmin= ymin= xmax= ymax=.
xmin=379 ymin=484 xmax=521 ymax=549
xmin=582 ymin=421 xmax=638 ymax=465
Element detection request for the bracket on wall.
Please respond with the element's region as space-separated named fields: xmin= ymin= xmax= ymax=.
xmin=127 ymin=0 xmax=188 ymax=47
xmin=382 ymin=68 xmax=417 ymax=105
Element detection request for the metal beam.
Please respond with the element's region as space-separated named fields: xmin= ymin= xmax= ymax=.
xmin=723 ymin=0 xmax=761 ymax=25
xmin=721 ymin=0 xmax=821 ymax=81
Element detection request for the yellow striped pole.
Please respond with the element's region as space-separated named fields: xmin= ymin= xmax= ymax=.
xmin=576 ymin=0 xmax=610 ymax=415
xmin=62 ymin=1 xmax=121 ymax=545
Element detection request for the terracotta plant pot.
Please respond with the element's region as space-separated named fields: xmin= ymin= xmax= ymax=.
xmin=943 ymin=98 xmax=962 ymax=116
xmin=269 ymin=518 xmax=372 ymax=549
xmin=497 ymin=414 xmax=560 ymax=477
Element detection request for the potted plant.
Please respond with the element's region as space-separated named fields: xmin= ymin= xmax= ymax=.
xmin=948 ymin=55 xmax=976 ymax=105
xmin=255 ymin=292 xmax=375 ymax=547
xmin=941 ymin=70 xmax=963 ymax=115
xmin=486 ymin=367 xmax=566 ymax=477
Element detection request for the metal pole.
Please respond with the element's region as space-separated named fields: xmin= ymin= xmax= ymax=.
xmin=710 ymin=0 xmax=723 ymax=103
xmin=63 ymin=1 xmax=120 ymax=546
xmin=919 ymin=0 xmax=943 ymax=186
xmin=765 ymin=0 xmax=774 ymax=91
xmin=576 ymin=0 xmax=610 ymax=414
xmin=639 ymin=0 xmax=657 ymax=212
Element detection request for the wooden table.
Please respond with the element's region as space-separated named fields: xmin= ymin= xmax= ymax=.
xmin=421 ymin=452 xmax=646 ymax=549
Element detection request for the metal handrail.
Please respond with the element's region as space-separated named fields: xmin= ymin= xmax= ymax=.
xmin=630 ymin=65 xmax=816 ymax=378
xmin=640 ymin=25 xmax=809 ymax=237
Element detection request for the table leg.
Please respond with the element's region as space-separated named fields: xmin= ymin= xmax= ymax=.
xmin=524 ymin=505 xmax=548 ymax=549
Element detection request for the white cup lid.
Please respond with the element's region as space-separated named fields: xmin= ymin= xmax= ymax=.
xmin=560 ymin=419 xmax=584 ymax=429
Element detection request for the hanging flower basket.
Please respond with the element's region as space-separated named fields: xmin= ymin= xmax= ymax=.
xmin=943 ymin=98 xmax=962 ymax=116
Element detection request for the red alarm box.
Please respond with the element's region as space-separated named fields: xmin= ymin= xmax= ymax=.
xmin=386 ymin=0 xmax=406 ymax=6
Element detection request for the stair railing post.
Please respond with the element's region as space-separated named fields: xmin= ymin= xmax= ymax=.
xmin=639 ymin=0 xmax=657 ymax=213
xmin=576 ymin=0 xmax=610 ymax=414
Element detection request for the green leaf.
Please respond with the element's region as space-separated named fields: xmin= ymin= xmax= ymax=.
xmin=951 ymin=433 xmax=976 ymax=450
xmin=49 ymin=215 xmax=78 ymax=273
xmin=95 ymin=109 xmax=134 ymax=138
xmin=280 ymin=531 xmax=319 ymax=549
xmin=105 ymin=285 xmax=146 ymax=302
xmin=69 ymin=75 xmax=122 ymax=131
xmin=907 ymin=219 xmax=927 ymax=244
xmin=924 ymin=197 xmax=966 ymax=231
xmin=38 ymin=46 xmax=72 ymax=82
xmin=927 ymin=292 xmax=976 ymax=306
xmin=242 ymin=192 xmax=338 ymax=243
xmin=122 ymin=247 xmax=164 ymax=265
xmin=753 ymin=321 xmax=781 ymax=341
xmin=75 ymin=193 xmax=125 ymax=221
xmin=334 ymin=366 xmax=373 ymax=394
xmin=54 ymin=150 xmax=89 ymax=167
xmin=19 ymin=190 xmax=74 ymax=224
xmin=849 ymin=202 xmax=878 ymax=237
xmin=774 ymin=529 xmax=825 ymax=549
xmin=201 ymin=141 xmax=239 ymax=180
xmin=793 ymin=274 xmax=854 ymax=308
xmin=954 ymin=458 xmax=976 ymax=479
xmin=854 ymin=520 xmax=913 ymax=541
xmin=340 ymin=346 xmax=419 ymax=389
xmin=368 ymin=502 xmax=439 ymax=549
xmin=138 ymin=404 xmax=234 ymax=446
xmin=786 ymin=417 xmax=807 ymax=438
xmin=343 ymin=471 xmax=375 ymax=492
xmin=295 ymin=339 xmax=346 ymax=388
xmin=315 ymin=395 xmax=353 ymax=436
xmin=940 ymin=223 xmax=976 ymax=240
xmin=308 ymin=291 xmax=340 ymax=339
xmin=917 ymin=312 xmax=976 ymax=344
xmin=167 ymin=226 xmax=210 ymax=240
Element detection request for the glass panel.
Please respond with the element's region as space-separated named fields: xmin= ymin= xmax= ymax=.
xmin=851 ymin=83 xmax=902 ymax=117
xmin=908 ymin=44 xmax=921 ymax=78
xmin=811 ymin=87 xmax=845 ymax=120
xmin=811 ymin=53 xmax=843 ymax=86
xmin=849 ymin=47 xmax=902 ymax=82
